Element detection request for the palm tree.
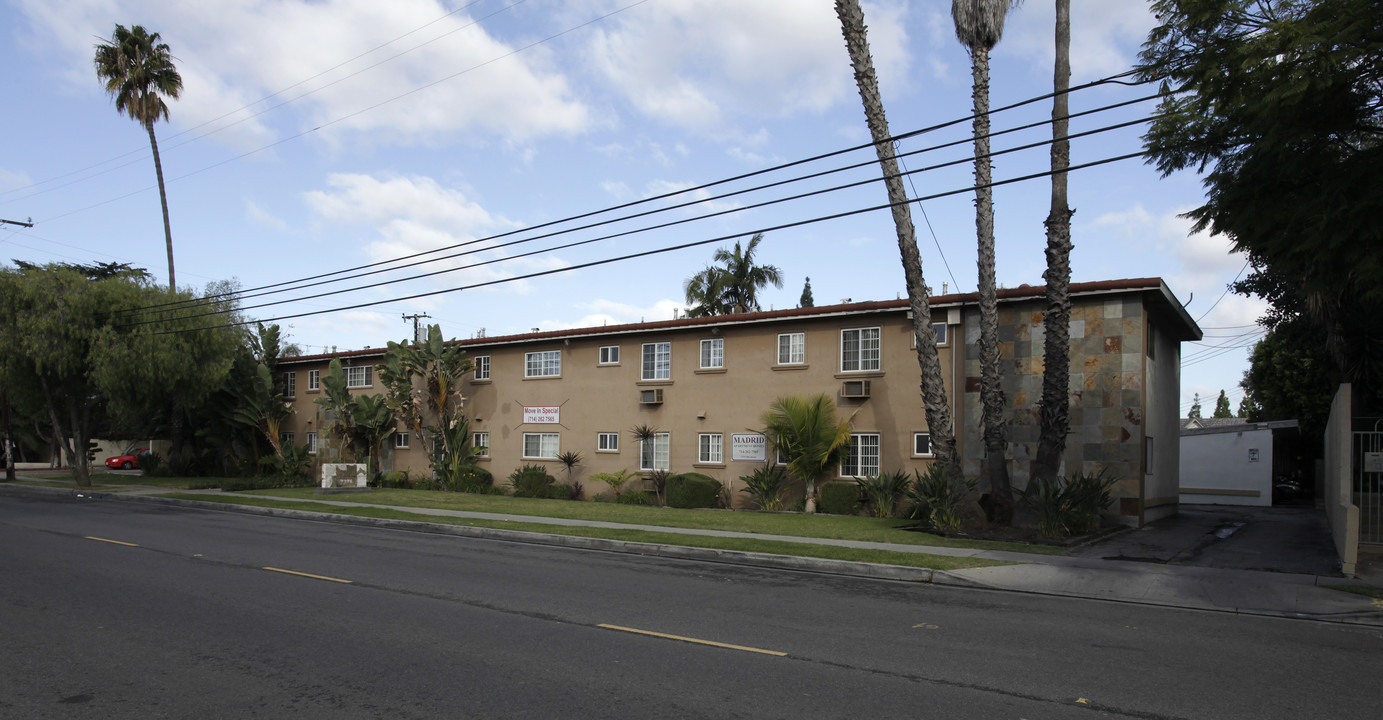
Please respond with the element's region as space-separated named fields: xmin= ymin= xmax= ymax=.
xmin=952 ymin=0 xmax=1022 ymax=523
xmin=1034 ymin=0 xmax=1074 ymax=494
xmin=834 ymin=0 xmax=963 ymax=484
xmin=94 ymin=24 xmax=183 ymax=291
xmin=759 ymin=394 xmax=855 ymax=514
xmin=683 ymin=233 xmax=783 ymax=316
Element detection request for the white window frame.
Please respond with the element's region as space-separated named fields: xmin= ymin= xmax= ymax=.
xmin=474 ymin=355 xmax=490 ymax=381
xmin=283 ymin=372 xmax=296 ymax=398
xmin=522 ymin=432 xmax=560 ymax=460
xmin=640 ymin=432 xmax=671 ymax=471
xmin=473 ymin=432 xmax=490 ymax=458
xmin=642 ymin=342 xmax=671 ymax=381
xmin=913 ymin=432 xmax=933 ymax=457
xmin=345 ymin=365 xmax=373 ymax=388
xmin=305 ymin=431 xmax=317 ymax=455
xmin=597 ymin=432 xmax=619 ymax=452
xmin=915 ymin=322 xmax=949 ymax=348
xmin=698 ymin=433 xmax=723 ymax=464
xmin=778 ymin=332 xmax=805 ymax=365
xmin=841 ymin=327 xmax=881 ymax=372
xmin=525 ymin=350 xmax=561 ymax=378
xmin=395 ymin=432 xmax=410 ymax=449
xmin=700 ymin=338 xmax=724 ymax=369
xmin=841 ymin=433 xmax=881 ymax=478
xmin=280 ymin=431 xmax=295 ymax=446
xmin=599 ymin=346 xmax=620 ymax=365
xmin=307 ymin=369 xmax=319 ymax=391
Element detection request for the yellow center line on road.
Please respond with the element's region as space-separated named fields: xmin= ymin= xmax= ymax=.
xmin=262 ymin=567 xmax=353 ymax=584
xmin=85 ymin=536 xmax=138 ymax=547
xmin=598 ymin=624 xmax=787 ymax=657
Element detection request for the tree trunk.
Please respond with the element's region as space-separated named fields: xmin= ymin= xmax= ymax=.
xmin=804 ymin=476 xmax=817 ymax=514
xmin=835 ymin=0 xmax=962 ymax=482
xmin=146 ymin=122 xmax=176 ymax=291
xmin=1035 ymin=0 xmax=1075 ymax=491
xmin=969 ymin=45 xmax=1014 ymax=523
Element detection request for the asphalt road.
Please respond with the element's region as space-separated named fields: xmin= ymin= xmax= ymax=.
xmin=2 ymin=493 xmax=1379 ymax=719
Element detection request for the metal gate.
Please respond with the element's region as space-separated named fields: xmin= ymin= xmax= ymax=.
xmin=1353 ymin=424 xmax=1383 ymax=545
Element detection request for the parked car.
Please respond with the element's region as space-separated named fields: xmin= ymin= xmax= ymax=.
xmin=104 ymin=448 xmax=149 ymax=470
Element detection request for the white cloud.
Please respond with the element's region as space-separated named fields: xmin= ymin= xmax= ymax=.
xmin=1002 ymin=0 xmax=1156 ymax=80
xmin=244 ymin=199 xmax=288 ymax=232
xmin=541 ymin=297 xmax=685 ymax=330
xmin=0 ymin=168 xmax=33 ymax=193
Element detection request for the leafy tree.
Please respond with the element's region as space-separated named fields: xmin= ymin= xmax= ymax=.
xmin=1240 ymin=326 xmax=1333 ymax=440
xmin=1188 ymin=393 xmax=1203 ymax=419
xmin=1237 ymin=394 xmax=1256 ymax=419
xmin=1213 ymin=390 xmax=1234 ymax=418
xmin=1138 ymin=0 xmax=1383 ymax=407
xmin=316 ymin=358 xmax=396 ymax=483
xmin=799 ymin=276 xmax=815 ymax=308
xmin=835 ymin=0 xmax=963 ymax=487
xmin=227 ymin=325 xmax=294 ymax=467
xmin=1034 ymin=0 xmax=1075 ymax=495
xmin=759 ymin=394 xmax=855 ymax=514
xmin=683 ymin=233 xmax=783 ymax=316
xmin=378 ymin=324 xmax=478 ymax=486
xmin=952 ymin=0 xmax=1024 ymax=522
xmin=94 ymin=24 xmax=183 ymax=290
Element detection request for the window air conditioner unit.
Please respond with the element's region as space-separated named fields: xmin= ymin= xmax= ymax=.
xmin=639 ymin=388 xmax=664 ymax=405
xmin=841 ymin=380 xmax=871 ymax=399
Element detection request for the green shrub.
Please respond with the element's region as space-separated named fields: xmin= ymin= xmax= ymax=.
xmin=666 ymin=473 xmax=721 ymax=509
xmin=592 ymin=491 xmax=614 ymax=503
xmin=739 ymin=465 xmax=789 ymax=510
xmin=906 ymin=465 xmax=977 ymax=532
xmin=1065 ymin=470 xmax=1118 ymax=535
xmin=591 ymin=469 xmax=638 ymax=497
xmin=138 ymin=450 xmax=164 ymax=476
xmin=508 ymin=464 xmax=556 ymax=498
xmin=616 ymin=489 xmax=655 ymax=505
xmin=548 ymin=481 xmax=585 ymax=500
xmin=818 ymin=481 xmax=862 ymax=515
xmin=856 ymin=470 xmax=910 ymax=518
xmin=450 ymin=465 xmax=494 ymax=493
xmin=382 ymin=470 xmax=411 ymax=488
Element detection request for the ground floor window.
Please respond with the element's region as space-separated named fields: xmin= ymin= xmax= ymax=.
xmin=473 ymin=432 xmax=489 ymax=457
xmin=598 ymin=432 xmax=619 ymax=452
xmin=841 ymin=433 xmax=880 ymax=477
xmin=305 ymin=432 xmax=317 ymax=455
xmin=640 ymin=432 xmax=670 ymax=471
xmin=698 ymin=433 xmax=723 ymax=463
xmin=523 ymin=432 xmax=559 ymax=460
xmin=395 ymin=432 xmax=410 ymax=449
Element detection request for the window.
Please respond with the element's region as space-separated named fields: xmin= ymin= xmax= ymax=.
xmin=698 ymin=433 xmax=723 ymax=464
xmin=1146 ymin=323 xmax=1156 ymax=359
xmin=305 ymin=432 xmax=317 ymax=455
xmin=640 ymin=432 xmax=671 ymax=471
xmin=345 ymin=365 xmax=372 ymax=388
xmin=395 ymin=432 xmax=410 ymax=449
xmin=841 ymin=328 xmax=881 ymax=372
xmin=522 ymin=432 xmax=560 ymax=459
xmin=913 ymin=432 xmax=933 ymax=457
xmin=525 ymin=350 xmax=561 ymax=378
xmin=642 ymin=342 xmax=671 ymax=380
xmin=473 ymin=432 xmax=489 ymax=458
xmin=700 ymin=338 xmax=723 ymax=369
xmin=307 ymin=369 xmax=320 ymax=391
xmin=599 ymin=346 xmax=620 ymax=364
xmin=778 ymin=333 xmax=805 ymax=365
xmin=1144 ymin=436 xmax=1154 ymax=475
xmin=841 ymin=433 xmax=881 ymax=477
xmin=598 ymin=432 xmax=619 ymax=452
xmin=283 ymin=372 xmax=296 ymax=398
xmin=280 ymin=431 xmax=295 ymax=446
xmin=474 ymin=355 xmax=490 ymax=380
xmin=910 ymin=323 xmax=949 ymax=348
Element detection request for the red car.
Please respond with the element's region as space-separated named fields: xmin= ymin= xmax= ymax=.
xmin=104 ymin=448 xmax=148 ymax=470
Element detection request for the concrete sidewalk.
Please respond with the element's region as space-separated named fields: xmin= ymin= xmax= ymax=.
xmin=6 ymin=480 xmax=1382 ymax=625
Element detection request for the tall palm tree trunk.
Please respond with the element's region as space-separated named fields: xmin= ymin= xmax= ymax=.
xmin=835 ymin=0 xmax=961 ymax=481
xmin=146 ymin=122 xmax=175 ymax=291
xmin=969 ymin=45 xmax=1014 ymax=522
xmin=1035 ymin=0 xmax=1074 ymax=489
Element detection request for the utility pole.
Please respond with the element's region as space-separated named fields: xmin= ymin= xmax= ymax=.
xmin=0 ymin=218 xmax=34 ymax=228
xmin=402 ymin=313 xmax=431 ymax=344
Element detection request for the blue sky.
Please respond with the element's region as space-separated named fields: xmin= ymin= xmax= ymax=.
xmin=0 ymin=0 xmax=1263 ymax=417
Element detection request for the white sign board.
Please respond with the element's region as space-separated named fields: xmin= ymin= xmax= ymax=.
xmin=321 ymin=463 xmax=367 ymax=489
xmin=731 ymin=433 xmax=768 ymax=462
xmin=1365 ymin=452 xmax=1383 ymax=474
xmin=523 ymin=406 xmax=561 ymax=424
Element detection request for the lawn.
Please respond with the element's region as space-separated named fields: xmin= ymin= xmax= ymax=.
xmin=12 ymin=469 xmax=224 ymax=490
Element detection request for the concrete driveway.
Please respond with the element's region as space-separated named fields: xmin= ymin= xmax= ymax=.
xmin=1071 ymin=505 xmax=1344 ymax=576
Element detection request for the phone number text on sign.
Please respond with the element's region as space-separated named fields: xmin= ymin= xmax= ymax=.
xmin=523 ymin=406 xmax=561 ymax=424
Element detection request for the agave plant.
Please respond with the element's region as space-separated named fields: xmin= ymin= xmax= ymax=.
xmin=739 ymin=464 xmax=790 ymax=511
xmin=856 ymin=470 xmax=911 ymax=518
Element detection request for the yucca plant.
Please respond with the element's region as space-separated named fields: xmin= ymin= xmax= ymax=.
xmin=856 ymin=469 xmax=911 ymax=518
xmin=739 ymin=465 xmax=790 ymax=511
xmin=907 ymin=464 xmax=977 ymax=532
xmin=1063 ymin=469 xmax=1117 ymax=535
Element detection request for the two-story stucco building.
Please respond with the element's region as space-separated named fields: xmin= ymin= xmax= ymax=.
xmin=278 ymin=277 xmax=1199 ymax=527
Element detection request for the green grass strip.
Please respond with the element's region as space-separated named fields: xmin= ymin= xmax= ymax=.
xmin=1322 ymin=584 xmax=1383 ymax=600
xmin=162 ymin=493 xmax=1011 ymax=572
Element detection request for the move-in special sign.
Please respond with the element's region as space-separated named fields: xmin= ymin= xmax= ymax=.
xmin=731 ymin=433 xmax=767 ymax=462
xmin=522 ymin=406 xmax=561 ymax=424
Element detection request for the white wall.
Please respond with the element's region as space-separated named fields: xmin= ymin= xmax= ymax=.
xmin=1178 ymin=427 xmax=1273 ymax=507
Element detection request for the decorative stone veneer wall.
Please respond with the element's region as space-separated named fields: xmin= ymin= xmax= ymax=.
xmin=962 ymin=295 xmax=1146 ymax=504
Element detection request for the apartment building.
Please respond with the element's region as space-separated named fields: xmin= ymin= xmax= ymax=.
xmin=277 ymin=277 xmax=1199 ymax=526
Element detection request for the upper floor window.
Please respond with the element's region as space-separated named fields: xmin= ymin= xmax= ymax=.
xmin=913 ymin=432 xmax=933 ymax=457
xmin=778 ymin=333 xmax=805 ymax=365
xmin=910 ymin=322 xmax=950 ymax=348
xmin=280 ymin=431 xmax=295 ymax=445
xmin=394 ymin=432 xmax=410 ymax=449
xmin=700 ymin=338 xmax=723 ymax=369
xmin=841 ymin=327 xmax=881 ymax=372
xmin=474 ymin=355 xmax=490 ymax=381
xmin=525 ymin=350 xmax=561 ymax=378
xmin=305 ymin=432 xmax=317 ymax=455
xmin=307 ymin=369 xmax=320 ymax=391
xmin=345 ymin=365 xmax=372 ymax=388
xmin=642 ymin=342 xmax=671 ymax=380
xmin=840 ymin=433 xmax=880 ymax=477
xmin=599 ymin=346 xmax=620 ymax=365
xmin=283 ymin=371 xmax=296 ymax=398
